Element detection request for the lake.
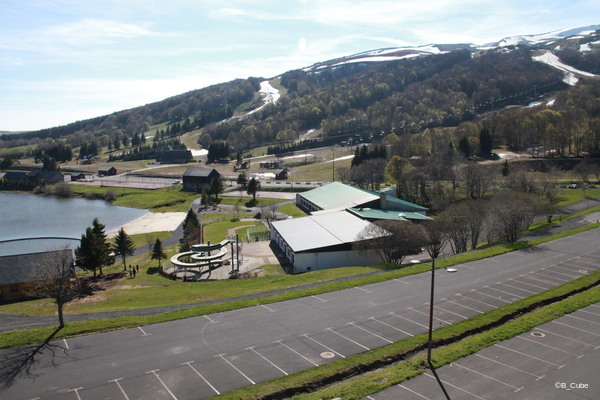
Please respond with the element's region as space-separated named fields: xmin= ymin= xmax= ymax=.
xmin=0 ymin=192 xmax=148 ymax=256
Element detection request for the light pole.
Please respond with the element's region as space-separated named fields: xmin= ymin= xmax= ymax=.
xmin=427 ymin=255 xmax=436 ymax=365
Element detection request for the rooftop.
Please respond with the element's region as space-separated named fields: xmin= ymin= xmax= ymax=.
xmin=271 ymin=210 xmax=380 ymax=253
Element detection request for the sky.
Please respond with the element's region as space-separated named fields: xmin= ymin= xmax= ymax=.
xmin=1 ymin=0 xmax=598 ymax=132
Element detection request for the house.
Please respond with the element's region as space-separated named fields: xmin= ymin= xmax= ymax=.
xmin=240 ymin=161 xmax=250 ymax=170
xmin=259 ymin=161 xmax=281 ymax=169
xmin=274 ymin=169 xmax=288 ymax=180
xmin=0 ymin=249 xmax=74 ymax=301
xmin=98 ymin=166 xmax=117 ymax=176
xmin=270 ymin=211 xmax=388 ymax=274
xmin=70 ymin=173 xmax=86 ymax=181
xmin=28 ymin=169 xmax=65 ymax=183
xmin=182 ymin=167 xmax=220 ymax=191
xmin=158 ymin=150 xmax=193 ymax=164
xmin=1 ymin=171 xmax=29 ymax=182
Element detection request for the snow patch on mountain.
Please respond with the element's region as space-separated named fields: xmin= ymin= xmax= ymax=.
xmin=533 ymin=50 xmax=597 ymax=86
xmin=248 ymin=80 xmax=280 ymax=115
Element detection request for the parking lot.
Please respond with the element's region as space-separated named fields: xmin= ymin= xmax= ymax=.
xmin=363 ymin=304 xmax=600 ymax=400
xmin=4 ymin=241 xmax=599 ymax=400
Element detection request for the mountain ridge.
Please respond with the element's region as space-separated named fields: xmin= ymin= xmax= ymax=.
xmin=1 ymin=24 xmax=598 ymax=161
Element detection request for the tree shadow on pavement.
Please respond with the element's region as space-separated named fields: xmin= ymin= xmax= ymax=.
xmin=0 ymin=326 xmax=70 ymax=390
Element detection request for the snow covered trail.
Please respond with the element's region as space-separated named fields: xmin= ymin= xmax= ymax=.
xmin=248 ymin=80 xmax=280 ymax=114
xmin=533 ymin=51 xmax=596 ymax=85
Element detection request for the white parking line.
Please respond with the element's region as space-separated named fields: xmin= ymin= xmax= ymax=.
xmin=409 ymin=307 xmax=452 ymax=325
xmin=369 ymin=317 xmax=414 ymax=337
xmin=485 ymin=285 xmax=524 ymax=299
xmin=535 ymin=271 xmax=568 ymax=282
xmin=475 ymin=354 xmax=545 ymax=380
xmin=550 ymin=264 xmax=583 ymax=275
xmin=452 ymin=362 xmax=524 ymax=392
xmin=577 ymin=309 xmax=600 ymax=317
xmin=261 ymin=304 xmax=275 ymax=312
xmin=109 ymin=378 xmax=130 ymax=400
xmin=389 ymin=312 xmax=428 ymax=328
xmin=397 ymin=383 xmax=431 ymax=399
xmin=472 ymin=289 xmax=511 ymax=303
xmin=445 ymin=299 xmax=485 ymax=314
xmin=204 ymin=315 xmax=217 ymax=324
xmin=494 ymin=344 xmax=565 ymax=368
xmin=246 ymin=346 xmax=288 ymax=375
xmin=325 ymin=327 xmax=370 ymax=350
xmin=516 ymin=335 xmax=584 ymax=358
xmin=68 ymin=387 xmax=83 ymax=400
xmin=274 ymin=340 xmax=319 ymax=366
xmin=215 ymin=354 xmax=256 ymax=384
xmin=457 ymin=293 xmax=498 ymax=308
xmin=183 ymin=361 xmax=220 ymax=395
xmin=146 ymin=370 xmax=178 ymax=399
xmin=589 ymin=304 xmax=600 ymax=309
xmin=347 ymin=322 xmax=393 ymax=344
xmin=434 ymin=304 xmax=469 ymax=319
xmin=138 ymin=327 xmax=150 ymax=336
xmin=564 ymin=313 xmax=600 ymax=325
xmin=355 ymin=286 xmax=373 ymax=293
xmin=393 ymin=278 xmax=411 ymax=285
xmin=300 ymin=334 xmax=345 ymax=358
xmin=510 ymin=277 xmax=547 ymax=290
xmin=63 ymin=339 xmax=69 ymax=350
xmin=310 ymin=295 xmax=328 ymax=303
xmin=423 ymin=372 xmax=487 ymax=400
xmin=500 ymin=282 xmax=537 ymax=295
xmin=542 ymin=267 xmax=579 ymax=278
xmin=522 ymin=275 xmax=556 ymax=287
xmin=536 ymin=328 xmax=600 ymax=350
xmin=550 ymin=320 xmax=600 ymax=336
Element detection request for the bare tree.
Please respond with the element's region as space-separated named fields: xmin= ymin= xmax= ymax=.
xmin=27 ymin=248 xmax=81 ymax=328
xmin=355 ymin=220 xmax=428 ymax=264
xmin=464 ymin=164 xmax=491 ymax=199
xmin=487 ymin=191 xmax=541 ymax=243
xmin=260 ymin=203 xmax=279 ymax=225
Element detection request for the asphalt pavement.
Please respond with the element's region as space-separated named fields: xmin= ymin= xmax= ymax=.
xmin=1 ymin=228 xmax=598 ymax=399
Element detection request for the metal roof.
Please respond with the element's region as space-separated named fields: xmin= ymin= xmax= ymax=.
xmin=0 ymin=249 xmax=74 ymax=286
xmin=299 ymin=182 xmax=379 ymax=210
xmin=348 ymin=208 xmax=431 ymax=221
xmin=182 ymin=167 xmax=219 ymax=177
xmin=271 ymin=211 xmax=378 ymax=252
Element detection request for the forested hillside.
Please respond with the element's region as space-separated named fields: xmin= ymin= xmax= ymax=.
xmin=1 ymin=27 xmax=599 ymax=163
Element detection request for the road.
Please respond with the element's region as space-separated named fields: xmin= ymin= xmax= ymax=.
xmin=1 ymin=228 xmax=598 ymax=399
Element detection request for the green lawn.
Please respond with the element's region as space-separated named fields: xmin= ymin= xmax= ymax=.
xmin=70 ymin=185 xmax=199 ymax=212
xmin=203 ymin=220 xmax=264 ymax=243
xmin=278 ymin=203 xmax=308 ymax=218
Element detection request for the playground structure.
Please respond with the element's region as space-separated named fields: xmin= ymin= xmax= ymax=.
xmin=166 ymin=238 xmax=239 ymax=280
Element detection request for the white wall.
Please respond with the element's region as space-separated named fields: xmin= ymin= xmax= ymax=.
xmin=293 ymin=249 xmax=382 ymax=273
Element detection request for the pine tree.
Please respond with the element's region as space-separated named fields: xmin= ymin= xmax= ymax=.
xmin=151 ymin=238 xmax=167 ymax=268
xmin=91 ymin=218 xmax=113 ymax=276
xmin=113 ymin=228 xmax=135 ymax=271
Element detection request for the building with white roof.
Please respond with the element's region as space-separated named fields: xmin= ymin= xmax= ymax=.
xmin=270 ymin=210 xmax=387 ymax=273
xmin=272 ymin=182 xmax=429 ymax=273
